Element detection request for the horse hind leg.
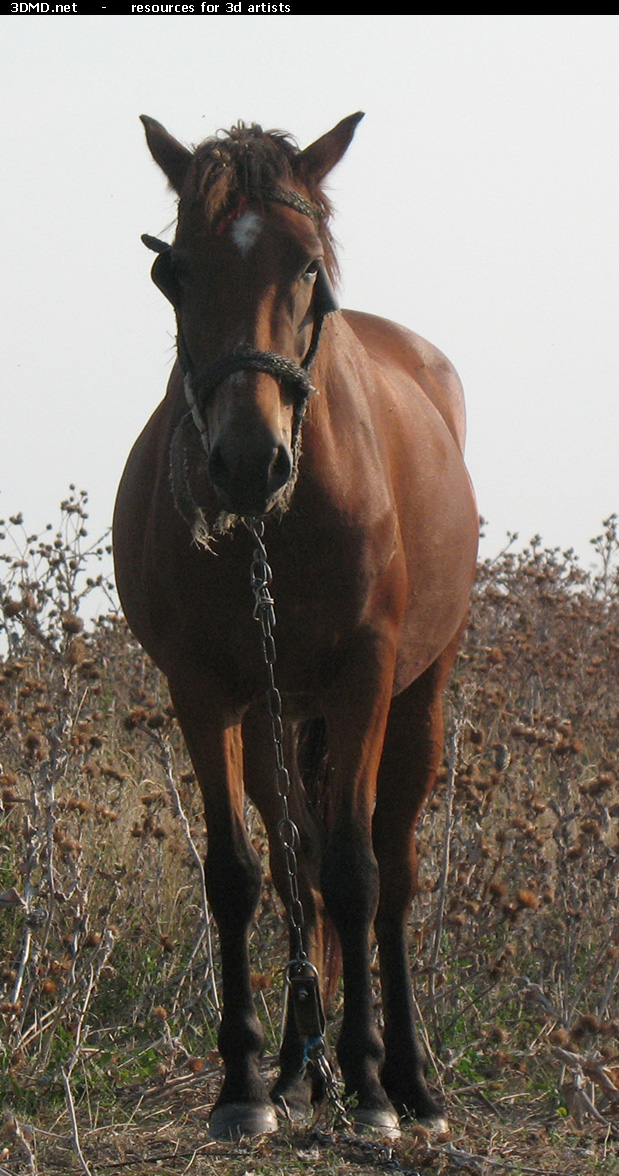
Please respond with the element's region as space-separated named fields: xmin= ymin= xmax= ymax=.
xmin=372 ymin=640 xmax=461 ymax=1131
xmin=319 ymin=640 xmax=402 ymax=1138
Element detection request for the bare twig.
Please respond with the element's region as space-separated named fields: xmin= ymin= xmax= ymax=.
xmin=60 ymin=1068 xmax=95 ymax=1176
xmin=3 ymin=1109 xmax=36 ymax=1176
xmin=554 ymin=1047 xmax=619 ymax=1107
xmin=428 ymin=702 xmax=466 ymax=1042
xmin=153 ymin=732 xmax=220 ymax=1016
xmin=409 ymin=986 xmax=445 ymax=1095
xmin=65 ymin=929 xmax=115 ymax=1078
xmin=517 ymin=977 xmax=564 ymax=1023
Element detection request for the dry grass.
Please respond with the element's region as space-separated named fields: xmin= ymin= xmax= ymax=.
xmin=0 ymin=498 xmax=618 ymax=1174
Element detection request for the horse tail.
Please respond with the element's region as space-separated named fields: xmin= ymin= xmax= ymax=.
xmin=297 ymin=718 xmax=342 ymax=1007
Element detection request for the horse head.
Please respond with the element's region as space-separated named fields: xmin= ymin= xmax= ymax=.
xmin=141 ymin=113 xmax=363 ymax=520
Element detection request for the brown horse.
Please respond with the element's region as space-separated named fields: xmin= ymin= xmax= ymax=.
xmin=114 ymin=113 xmax=478 ymax=1139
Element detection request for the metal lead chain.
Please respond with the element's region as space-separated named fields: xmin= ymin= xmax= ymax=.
xmin=247 ymin=519 xmax=332 ymax=1057
xmin=248 ymin=519 xmax=306 ymax=960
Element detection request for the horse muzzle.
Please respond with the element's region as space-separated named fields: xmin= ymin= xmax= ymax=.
xmin=177 ymin=351 xmax=314 ymax=530
xmin=208 ymin=433 xmax=293 ymax=517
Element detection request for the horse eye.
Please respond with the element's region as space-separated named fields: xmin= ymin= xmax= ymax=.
xmin=302 ymin=262 xmax=319 ymax=283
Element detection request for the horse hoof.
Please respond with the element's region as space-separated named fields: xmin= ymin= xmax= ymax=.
xmin=209 ymin=1102 xmax=279 ymax=1139
xmin=352 ymin=1107 xmax=401 ymax=1140
xmin=272 ymin=1095 xmax=313 ymax=1124
xmin=416 ymin=1113 xmax=449 ymax=1136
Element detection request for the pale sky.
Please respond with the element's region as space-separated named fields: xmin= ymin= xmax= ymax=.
xmin=3 ymin=15 xmax=618 ymax=570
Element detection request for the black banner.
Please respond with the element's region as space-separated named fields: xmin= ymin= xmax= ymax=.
xmin=7 ymin=2 xmax=304 ymax=12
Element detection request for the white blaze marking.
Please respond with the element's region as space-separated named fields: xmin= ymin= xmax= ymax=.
xmin=231 ymin=210 xmax=263 ymax=255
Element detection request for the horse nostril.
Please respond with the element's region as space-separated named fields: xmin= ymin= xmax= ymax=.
xmin=269 ymin=444 xmax=292 ymax=493
xmin=208 ymin=443 xmax=229 ymax=493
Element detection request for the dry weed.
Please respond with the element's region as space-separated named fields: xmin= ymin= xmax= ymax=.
xmin=0 ymin=502 xmax=617 ymax=1173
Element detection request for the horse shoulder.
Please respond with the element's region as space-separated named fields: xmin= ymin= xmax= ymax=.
xmin=113 ymin=379 xmax=185 ymax=656
xmin=341 ymin=309 xmax=467 ymax=453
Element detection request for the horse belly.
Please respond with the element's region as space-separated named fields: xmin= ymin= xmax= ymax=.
xmin=392 ymin=456 xmax=477 ymax=693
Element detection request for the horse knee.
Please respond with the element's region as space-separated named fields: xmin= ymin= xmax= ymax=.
xmin=321 ymin=828 xmax=379 ymax=932
xmin=205 ymin=837 xmax=262 ymax=930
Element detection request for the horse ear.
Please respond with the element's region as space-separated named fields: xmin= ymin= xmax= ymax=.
xmin=140 ymin=115 xmax=193 ymax=194
xmin=295 ymin=112 xmax=364 ymax=185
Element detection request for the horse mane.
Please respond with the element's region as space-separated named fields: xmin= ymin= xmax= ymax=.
xmin=184 ymin=123 xmax=338 ymax=280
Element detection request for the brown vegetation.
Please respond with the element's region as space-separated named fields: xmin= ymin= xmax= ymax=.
xmin=0 ymin=497 xmax=618 ymax=1174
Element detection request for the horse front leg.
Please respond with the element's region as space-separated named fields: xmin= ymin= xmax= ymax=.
xmin=320 ymin=634 xmax=400 ymax=1136
xmin=169 ymin=684 xmax=278 ymax=1140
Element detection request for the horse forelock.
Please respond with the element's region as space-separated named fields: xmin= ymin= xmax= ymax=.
xmin=181 ymin=123 xmax=338 ymax=280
